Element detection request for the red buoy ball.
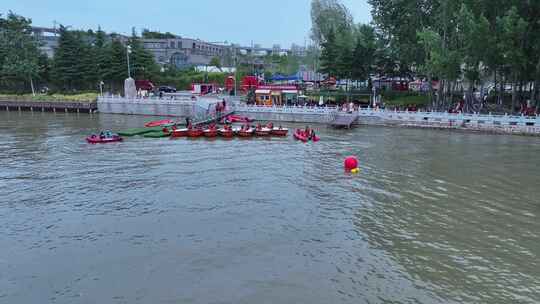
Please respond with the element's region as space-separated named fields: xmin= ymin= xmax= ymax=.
xmin=344 ymin=156 xmax=359 ymax=171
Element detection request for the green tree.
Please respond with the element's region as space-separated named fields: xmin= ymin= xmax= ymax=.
xmin=0 ymin=12 xmax=41 ymax=94
xmin=311 ymin=0 xmax=353 ymax=44
xmin=103 ymin=39 xmax=128 ymax=90
xmin=457 ymin=4 xmax=490 ymax=111
xmin=52 ymin=26 xmax=88 ymax=90
xmin=350 ymin=24 xmax=376 ymax=83
xmin=94 ymin=26 xmax=110 ymax=84
xmin=128 ymin=28 xmax=160 ymax=80
xmin=497 ymin=6 xmax=528 ymax=112
xmin=209 ymin=57 xmax=222 ymax=71
xmin=319 ymin=29 xmax=338 ymax=77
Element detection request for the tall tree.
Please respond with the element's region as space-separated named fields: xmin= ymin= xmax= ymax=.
xmin=457 ymin=3 xmax=490 ymax=111
xmin=0 ymin=12 xmax=41 ymax=94
xmin=497 ymin=6 xmax=528 ymax=113
xmin=350 ymin=24 xmax=377 ymax=82
xmin=311 ymin=0 xmax=353 ymax=45
xmin=103 ymin=39 xmax=128 ymax=90
xmin=52 ymin=25 xmax=87 ymax=90
xmin=319 ymin=29 xmax=338 ymax=76
xmin=128 ymin=28 xmax=159 ymax=80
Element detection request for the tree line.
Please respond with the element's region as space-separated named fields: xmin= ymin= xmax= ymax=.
xmin=0 ymin=12 xmax=233 ymax=94
xmin=312 ymin=0 xmax=540 ymax=113
xmin=0 ymin=12 xmax=162 ymax=94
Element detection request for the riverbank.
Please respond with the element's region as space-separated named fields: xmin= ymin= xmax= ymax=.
xmin=0 ymin=93 xmax=98 ymax=102
xmin=235 ymin=105 xmax=540 ymax=136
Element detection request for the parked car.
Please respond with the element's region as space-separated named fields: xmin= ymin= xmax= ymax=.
xmin=158 ymin=86 xmax=177 ymax=93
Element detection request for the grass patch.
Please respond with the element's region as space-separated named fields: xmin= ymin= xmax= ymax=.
xmin=382 ymin=92 xmax=430 ymax=107
xmin=0 ymin=93 xmax=98 ymax=102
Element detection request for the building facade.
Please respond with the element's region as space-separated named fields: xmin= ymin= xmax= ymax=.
xmin=141 ymin=37 xmax=231 ymax=68
xmin=31 ymin=26 xmax=307 ymax=69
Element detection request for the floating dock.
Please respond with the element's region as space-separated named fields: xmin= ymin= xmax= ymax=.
xmin=331 ymin=113 xmax=359 ymax=128
xmin=118 ymin=127 xmax=163 ymax=137
xmin=0 ymin=99 xmax=97 ymax=113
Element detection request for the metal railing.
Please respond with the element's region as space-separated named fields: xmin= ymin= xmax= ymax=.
xmin=358 ymin=109 xmax=539 ymax=126
xmin=234 ymin=104 xmax=540 ymax=127
xmin=235 ymin=104 xmax=338 ymax=114
xmin=98 ymin=96 xmax=196 ymax=104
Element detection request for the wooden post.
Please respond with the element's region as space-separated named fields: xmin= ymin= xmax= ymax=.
xmin=65 ymin=108 xmax=68 ymax=113
xmin=18 ymin=106 xmax=21 ymax=112
xmin=42 ymin=107 xmax=45 ymax=112
xmin=53 ymin=108 xmax=56 ymax=113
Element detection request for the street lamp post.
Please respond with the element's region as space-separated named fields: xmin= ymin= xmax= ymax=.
xmin=234 ymin=48 xmax=237 ymax=97
xmin=126 ymin=45 xmax=132 ymax=78
xmin=99 ymin=81 xmax=104 ymax=96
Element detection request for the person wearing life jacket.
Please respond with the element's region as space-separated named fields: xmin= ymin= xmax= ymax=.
xmin=267 ymin=122 xmax=274 ymax=129
xmin=304 ymin=126 xmax=311 ymax=137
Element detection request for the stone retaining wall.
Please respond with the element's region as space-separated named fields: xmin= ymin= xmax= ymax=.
xmin=236 ymin=105 xmax=540 ymax=136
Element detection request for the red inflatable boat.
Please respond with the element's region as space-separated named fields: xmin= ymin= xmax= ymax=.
xmin=86 ymin=134 xmax=123 ymax=144
xmin=219 ymin=127 xmax=234 ymax=138
xmin=144 ymin=119 xmax=174 ymax=127
xmin=270 ymin=127 xmax=289 ymax=136
xmin=170 ymin=128 xmax=189 ymax=138
xmin=224 ymin=115 xmax=253 ymax=123
xmin=203 ymin=128 xmax=219 ymax=138
xmin=187 ymin=128 xmax=204 ymax=138
xmin=294 ymin=130 xmax=309 ymax=143
xmin=237 ymin=127 xmax=254 ymax=137
xmin=294 ymin=129 xmax=319 ymax=143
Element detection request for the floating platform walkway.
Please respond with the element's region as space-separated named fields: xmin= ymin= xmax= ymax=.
xmin=143 ymin=131 xmax=171 ymax=138
xmin=331 ymin=113 xmax=359 ymax=128
xmin=0 ymin=99 xmax=97 ymax=113
xmin=118 ymin=127 xmax=163 ymax=137
xmin=192 ymin=109 xmax=235 ymax=127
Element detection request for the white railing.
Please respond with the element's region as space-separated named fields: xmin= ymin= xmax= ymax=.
xmin=235 ymin=104 xmax=338 ymax=115
xmin=234 ymin=104 xmax=539 ymax=127
xmin=358 ymin=109 xmax=539 ymax=126
xmin=98 ymin=96 xmax=196 ymax=104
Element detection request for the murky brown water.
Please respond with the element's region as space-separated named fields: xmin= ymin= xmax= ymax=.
xmin=1 ymin=111 xmax=539 ymax=303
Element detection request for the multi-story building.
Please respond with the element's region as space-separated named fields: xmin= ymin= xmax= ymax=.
xmin=290 ymin=43 xmax=307 ymax=57
xmin=141 ymin=37 xmax=231 ymax=68
xmin=31 ymin=26 xmax=307 ymax=69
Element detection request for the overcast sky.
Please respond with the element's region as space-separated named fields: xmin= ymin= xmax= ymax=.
xmin=3 ymin=0 xmax=372 ymax=47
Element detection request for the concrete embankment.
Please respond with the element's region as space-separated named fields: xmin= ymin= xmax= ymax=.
xmin=236 ymin=105 xmax=540 ymax=136
xmin=97 ymin=96 xmax=240 ymax=120
xmin=235 ymin=110 xmax=333 ymax=124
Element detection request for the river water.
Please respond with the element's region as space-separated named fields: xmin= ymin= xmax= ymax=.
xmin=1 ymin=111 xmax=539 ymax=304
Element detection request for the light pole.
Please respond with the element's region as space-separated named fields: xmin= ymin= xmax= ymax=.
xmin=99 ymin=81 xmax=104 ymax=96
xmin=126 ymin=45 xmax=132 ymax=78
xmin=234 ymin=47 xmax=237 ymax=97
